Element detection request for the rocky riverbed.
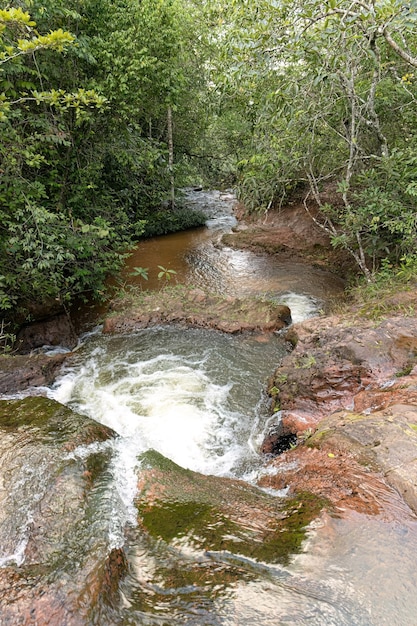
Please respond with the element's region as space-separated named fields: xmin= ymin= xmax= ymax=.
xmin=3 ymin=196 xmax=417 ymax=521
xmin=261 ymin=309 xmax=417 ymax=516
xmin=2 ymin=194 xmax=417 ymax=623
xmin=211 ymin=197 xmax=417 ymax=519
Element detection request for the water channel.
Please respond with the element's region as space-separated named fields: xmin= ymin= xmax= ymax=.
xmin=2 ymin=190 xmax=417 ymax=624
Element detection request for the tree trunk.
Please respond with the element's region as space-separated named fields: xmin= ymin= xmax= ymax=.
xmin=167 ymin=105 xmax=175 ymax=209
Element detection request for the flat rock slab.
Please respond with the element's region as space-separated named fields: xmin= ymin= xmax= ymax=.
xmin=307 ymin=402 xmax=417 ymax=515
xmin=104 ymin=285 xmax=291 ymax=335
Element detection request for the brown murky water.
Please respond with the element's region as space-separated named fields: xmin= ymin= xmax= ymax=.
xmin=76 ymin=188 xmax=344 ymax=328
xmin=125 ymin=231 xmax=344 ymax=308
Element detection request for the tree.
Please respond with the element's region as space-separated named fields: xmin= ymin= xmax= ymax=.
xmin=0 ymin=0 xmax=213 ymax=328
xmin=208 ymin=0 xmax=417 ymax=280
xmin=0 ymin=7 xmax=125 ymax=319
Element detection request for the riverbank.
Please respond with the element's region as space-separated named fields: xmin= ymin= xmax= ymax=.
xmin=103 ymin=198 xmax=417 ymax=519
xmin=223 ymin=198 xmax=355 ymax=278
xmin=260 ymin=306 xmax=417 ymax=514
xmin=216 ymin=196 xmax=417 ymax=516
xmin=2 ymin=193 xmax=417 ymax=623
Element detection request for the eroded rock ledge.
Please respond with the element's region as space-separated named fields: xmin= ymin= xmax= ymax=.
xmin=262 ymin=312 xmax=417 ymax=516
xmin=103 ymin=285 xmax=292 ymax=335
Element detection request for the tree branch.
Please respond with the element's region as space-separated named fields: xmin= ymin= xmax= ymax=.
xmin=381 ymin=28 xmax=417 ymax=68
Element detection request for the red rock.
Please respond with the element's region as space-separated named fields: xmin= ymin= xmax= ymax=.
xmin=266 ymin=315 xmax=417 ymax=438
xmin=258 ymin=445 xmax=407 ymax=517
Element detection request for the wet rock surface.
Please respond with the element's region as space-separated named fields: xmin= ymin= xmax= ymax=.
xmin=0 ymin=397 xmax=123 ymax=624
xmin=306 ymin=403 xmax=417 ymax=515
xmin=135 ymin=450 xmax=326 ymax=566
xmin=267 ymin=315 xmax=417 ymax=436
xmin=262 ymin=312 xmax=417 ymax=516
xmin=104 ymin=285 xmax=292 ymax=335
xmin=0 ymin=352 xmax=69 ymax=394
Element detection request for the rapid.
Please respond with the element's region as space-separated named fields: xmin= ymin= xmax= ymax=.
xmin=1 ymin=190 xmax=417 ymax=625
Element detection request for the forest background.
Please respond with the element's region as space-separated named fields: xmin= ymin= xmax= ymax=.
xmin=1 ymin=0 xmax=417 ymax=338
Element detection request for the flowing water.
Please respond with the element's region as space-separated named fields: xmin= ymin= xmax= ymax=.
xmin=121 ymin=189 xmax=345 ymax=323
xmin=2 ymin=190 xmax=417 ymax=624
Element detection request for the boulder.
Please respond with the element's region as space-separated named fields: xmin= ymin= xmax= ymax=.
xmin=0 ymin=397 xmax=124 ymax=624
xmin=16 ymin=313 xmax=78 ymax=353
xmin=261 ymin=313 xmax=417 ymax=518
xmin=0 ymin=353 xmax=68 ymax=394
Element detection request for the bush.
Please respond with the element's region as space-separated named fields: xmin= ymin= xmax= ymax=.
xmin=141 ymin=207 xmax=207 ymax=238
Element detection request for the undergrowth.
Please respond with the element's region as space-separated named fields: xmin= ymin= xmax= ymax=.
xmin=346 ymin=258 xmax=417 ymax=321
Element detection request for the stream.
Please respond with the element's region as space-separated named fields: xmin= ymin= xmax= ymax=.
xmin=2 ymin=190 xmax=417 ymax=624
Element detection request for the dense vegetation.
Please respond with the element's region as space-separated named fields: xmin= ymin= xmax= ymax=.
xmin=206 ymin=0 xmax=417 ymax=282
xmin=1 ymin=0 xmax=417 ymax=340
xmin=0 ymin=0 xmax=209 ymax=326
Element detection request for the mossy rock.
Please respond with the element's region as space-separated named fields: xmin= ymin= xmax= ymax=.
xmin=136 ymin=450 xmax=327 ymax=565
xmin=0 ymin=396 xmax=115 ymax=447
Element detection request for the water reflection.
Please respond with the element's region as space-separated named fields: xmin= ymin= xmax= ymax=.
xmin=117 ymin=508 xmax=417 ymax=626
xmin=126 ymin=236 xmax=344 ymax=311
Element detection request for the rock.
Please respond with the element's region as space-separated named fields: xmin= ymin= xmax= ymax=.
xmin=16 ymin=313 xmax=78 ymax=353
xmin=261 ymin=311 xmax=417 ymax=517
xmin=258 ymin=444 xmax=409 ymax=518
xmin=306 ymin=402 xmax=417 ymax=515
xmin=104 ymin=285 xmax=292 ymax=335
xmin=266 ymin=315 xmax=417 ymax=437
xmin=0 ymin=397 xmax=123 ymax=623
xmin=261 ymin=429 xmax=297 ymax=454
xmin=0 ymin=353 xmax=68 ymax=394
xmin=135 ymin=450 xmax=326 ymax=566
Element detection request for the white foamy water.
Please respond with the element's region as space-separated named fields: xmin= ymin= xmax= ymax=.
xmin=53 ymin=345 xmax=243 ymax=475
xmin=278 ymin=292 xmax=322 ymax=324
xmin=49 ymin=327 xmax=288 ymax=539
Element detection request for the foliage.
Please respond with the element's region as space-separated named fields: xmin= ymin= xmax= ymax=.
xmin=0 ymin=6 xmax=124 ymax=318
xmin=0 ymin=320 xmax=16 ymax=353
xmin=208 ymin=0 xmax=417 ymax=280
xmin=130 ymin=267 xmax=149 ymax=281
xmin=0 ymin=0 xmax=210 ymax=330
xmin=141 ymin=207 xmax=206 ymax=238
xmin=157 ymin=265 xmax=177 ymax=282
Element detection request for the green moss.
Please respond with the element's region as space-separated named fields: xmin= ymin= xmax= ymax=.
xmin=0 ymin=396 xmax=115 ymax=445
xmin=306 ymin=428 xmax=332 ymax=447
xmin=137 ymin=452 xmax=327 ymax=566
xmin=140 ymin=449 xmax=195 ymax=476
xmin=275 ymin=373 xmax=288 ymax=385
xmin=396 ymin=363 xmax=414 ymax=377
xmin=295 ymin=354 xmax=317 ymax=369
